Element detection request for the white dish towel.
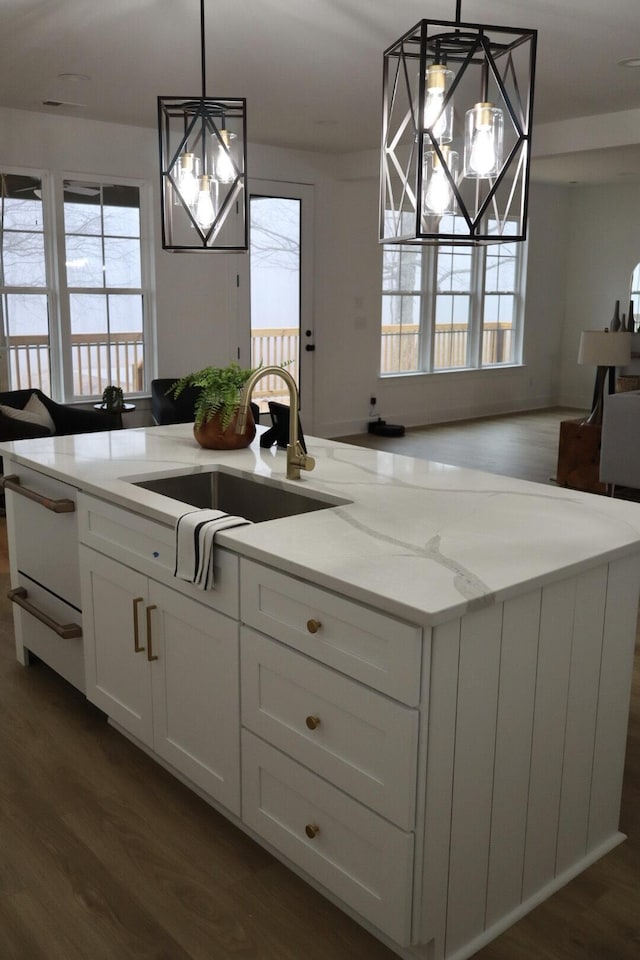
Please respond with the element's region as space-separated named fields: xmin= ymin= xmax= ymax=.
xmin=175 ymin=509 xmax=251 ymax=589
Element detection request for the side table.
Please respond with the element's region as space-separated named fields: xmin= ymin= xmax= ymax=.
xmin=93 ymin=402 xmax=136 ymax=430
xmin=555 ymin=418 xmax=607 ymax=494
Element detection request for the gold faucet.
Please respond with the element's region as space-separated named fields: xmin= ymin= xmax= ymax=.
xmin=237 ymin=366 xmax=316 ymax=480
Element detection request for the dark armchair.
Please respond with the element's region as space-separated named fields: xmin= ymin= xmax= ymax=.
xmin=0 ymin=389 xmax=120 ymax=510
xmin=0 ymin=388 xmax=120 ymax=441
xmin=151 ymin=378 xmax=259 ymax=427
xmin=151 ymin=378 xmax=202 ymax=426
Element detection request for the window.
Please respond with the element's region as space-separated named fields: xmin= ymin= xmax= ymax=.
xmin=0 ymin=172 xmax=52 ymax=393
xmin=1 ymin=170 xmax=152 ymax=400
xmin=381 ymin=215 xmax=525 ymax=375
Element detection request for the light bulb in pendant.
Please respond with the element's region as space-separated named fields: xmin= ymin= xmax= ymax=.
xmin=423 ymin=147 xmax=458 ymax=216
xmin=423 ymin=64 xmax=453 ymax=143
xmin=464 ymin=102 xmax=503 ymax=179
xmin=195 ymin=175 xmax=216 ymax=228
xmin=215 ymin=129 xmax=236 ymax=183
xmin=176 ymin=153 xmax=199 ymax=206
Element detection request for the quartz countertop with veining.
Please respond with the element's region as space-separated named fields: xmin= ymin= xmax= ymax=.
xmin=3 ymin=423 xmax=640 ymax=626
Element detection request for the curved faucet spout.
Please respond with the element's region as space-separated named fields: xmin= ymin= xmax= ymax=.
xmin=237 ymin=366 xmax=315 ymax=480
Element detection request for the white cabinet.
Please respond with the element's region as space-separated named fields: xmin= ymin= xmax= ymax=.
xmin=3 ymin=459 xmax=84 ymax=689
xmin=239 ymin=559 xmax=421 ymax=944
xmin=81 ymin=546 xmax=240 ymax=814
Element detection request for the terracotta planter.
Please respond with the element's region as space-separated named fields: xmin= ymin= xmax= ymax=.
xmin=193 ymin=408 xmax=255 ymax=450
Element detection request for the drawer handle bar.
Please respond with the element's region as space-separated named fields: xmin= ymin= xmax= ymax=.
xmin=7 ymin=587 xmax=82 ymax=640
xmin=305 ymin=823 xmax=320 ymax=840
xmin=306 ymin=618 xmax=322 ymax=634
xmin=132 ymin=597 xmax=145 ymax=653
xmin=305 ymin=715 xmax=321 ymax=730
xmin=1 ymin=475 xmax=75 ymax=513
xmin=146 ymin=605 xmax=158 ymax=661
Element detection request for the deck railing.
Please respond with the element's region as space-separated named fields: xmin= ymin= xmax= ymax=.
xmin=381 ymin=323 xmax=513 ymax=372
xmin=6 ymin=323 xmax=513 ymax=399
xmin=7 ymin=333 xmax=145 ymax=396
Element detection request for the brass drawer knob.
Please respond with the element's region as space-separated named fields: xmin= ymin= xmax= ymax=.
xmin=305 ymin=823 xmax=320 ymax=839
xmin=306 ymin=618 xmax=322 ymax=634
xmin=305 ymin=715 xmax=321 ymax=731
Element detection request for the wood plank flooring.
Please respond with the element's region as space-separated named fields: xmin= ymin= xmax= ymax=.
xmin=1 ymin=408 xmax=639 ymax=959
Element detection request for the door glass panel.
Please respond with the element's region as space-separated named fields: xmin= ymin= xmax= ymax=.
xmin=249 ymin=195 xmax=301 ymax=411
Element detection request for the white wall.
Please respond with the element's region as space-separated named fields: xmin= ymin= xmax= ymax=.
xmin=559 ymin=183 xmax=640 ymax=408
xmin=313 ymin=168 xmax=571 ymax=436
xmin=0 ymin=105 xmax=578 ymax=437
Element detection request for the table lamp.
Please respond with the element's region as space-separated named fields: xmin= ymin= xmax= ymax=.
xmin=577 ymin=329 xmax=632 ymax=425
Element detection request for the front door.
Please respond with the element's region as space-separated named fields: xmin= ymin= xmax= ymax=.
xmin=238 ymin=179 xmax=315 ymax=433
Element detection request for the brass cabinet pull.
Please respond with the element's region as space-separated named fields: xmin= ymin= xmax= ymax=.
xmin=132 ymin=597 xmax=145 ymax=653
xmin=7 ymin=587 xmax=82 ymax=640
xmin=305 ymin=823 xmax=320 ymax=839
xmin=1 ymin=475 xmax=75 ymax=513
xmin=305 ymin=715 xmax=321 ymax=730
xmin=146 ymin=604 xmax=158 ymax=661
xmin=306 ymin=618 xmax=322 ymax=634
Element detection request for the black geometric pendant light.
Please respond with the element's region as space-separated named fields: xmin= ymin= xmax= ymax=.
xmin=158 ymin=0 xmax=247 ymax=251
xmin=380 ymin=1 xmax=537 ymax=246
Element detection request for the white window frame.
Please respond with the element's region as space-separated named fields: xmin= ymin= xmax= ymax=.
xmin=1 ymin=166 xmax=155 ymax=401
xmin=381 ymin=227 xmax=527 ymax=376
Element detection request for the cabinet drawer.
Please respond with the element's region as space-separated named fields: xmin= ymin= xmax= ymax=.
xmin=240 ymin=560 xmax=422 ymax=705
xmin=242 ymin=731 xmax=413 ymax=945
xmin=78 ymin=493 xmax=238 ymax=619
xmin=4 ymin=462 xmax=80 ymax=608
xmin=241 ymin=628 xmax=418 ymax=829
xmin=11 ymin=573 xmax=84 ymax=693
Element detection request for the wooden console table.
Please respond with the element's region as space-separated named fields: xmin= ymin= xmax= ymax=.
xmin=556 ymin=418 xmax=607 ymax=494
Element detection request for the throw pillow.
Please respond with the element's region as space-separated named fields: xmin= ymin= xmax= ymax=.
xmin=0 ymin=393 xmax=56 ymax=435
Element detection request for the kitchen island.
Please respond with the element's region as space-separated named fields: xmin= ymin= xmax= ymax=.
xmin=2 ymin=422 xmax=640 ymax=960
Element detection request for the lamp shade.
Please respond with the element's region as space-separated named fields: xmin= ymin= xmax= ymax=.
xmin=577 ymin=331 xmax=632 ymax=367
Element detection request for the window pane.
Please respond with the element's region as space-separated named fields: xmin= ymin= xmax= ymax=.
xmin=3 ymin=231 xmax=47 ymax=286
xmin=381 ymin=294 xmax=420 ymax=373
xmin=104 ymin=238 xmax=141 ymax=287
xmin=69 ymin=294 xmax=108 ymax=395
xmin=2 ymin=293 xmax=51 ymax=392
xmin=434 ymin=294 xmax=469 ymax=369
xmin=1 ymin=174 xmax=51 ymax=392
xmin=3 ymin=196 xmax=42 ymax=231
xmin=437 ymin=249 xmax=472 ymax=293
xmin=64 ymin=188 xmax=102 ymax=234
xmin=65 ymin=235 xmax=104 ymax=287
xmin=103 ymin=185 xmax=141 ymax=237
xmin=483 ymin=295 xmax=514 ymax=364
xmin=109 ymin=295 xmax=144 ymax=390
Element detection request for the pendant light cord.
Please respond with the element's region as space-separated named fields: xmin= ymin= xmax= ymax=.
xmin=200 ymin=0 xmax=206 ymax=99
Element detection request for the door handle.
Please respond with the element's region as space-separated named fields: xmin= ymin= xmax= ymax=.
xmin=132 ymin=597 xmax=145 ymax=653
xmin=146 ymin=604 xmax=159 ymax=661
xmin=8 ymin=587 xmax=82 ymax=639
xmin=1 ymin=475 xmax=75 ymax=513
xmin=305 ymin=344 xmax=315 ymax=352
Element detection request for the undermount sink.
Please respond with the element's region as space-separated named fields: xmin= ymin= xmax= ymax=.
xmin=131 ymin=467 xmax=349 ymax=523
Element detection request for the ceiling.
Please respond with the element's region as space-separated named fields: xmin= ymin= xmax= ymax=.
xmin=2 ymin=0 xmax=640 ymax=184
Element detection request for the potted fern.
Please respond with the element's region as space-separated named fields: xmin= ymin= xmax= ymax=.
xmin=168 ymin=362 xmax=257 ymax=449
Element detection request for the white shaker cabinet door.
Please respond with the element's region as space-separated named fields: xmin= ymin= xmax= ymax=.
xmin=148 ymin=581 xmax=241 ymax=815
xmin=81 ymin=546 xmax=153 ymax=748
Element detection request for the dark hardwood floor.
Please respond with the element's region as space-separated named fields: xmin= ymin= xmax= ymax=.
xmin=1 ymin=408 xmax=639 ymax=959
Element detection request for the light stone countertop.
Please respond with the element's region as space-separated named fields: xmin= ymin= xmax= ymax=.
xmin=3 ymin=422 xmax=640 ymax=626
